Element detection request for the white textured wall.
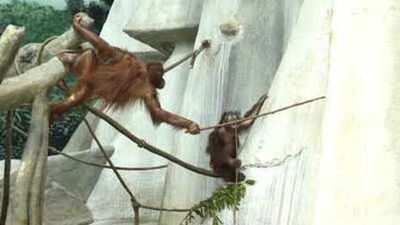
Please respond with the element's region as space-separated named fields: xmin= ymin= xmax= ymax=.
xmin=160 ymin=0 xmax=288 ymax=224
xmin=237 ymin=0 xmax=329 ymax=224
xmin=314 ymin=1 xmax=400 ymax=225
xmin=65 ymin=0 xmax=400 ymax=224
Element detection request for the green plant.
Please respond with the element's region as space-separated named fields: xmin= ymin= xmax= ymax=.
xmin=180 ymin=180 xmax=255 ymax=225
xmin=65 ymin=0 xmax=111 ymax=34
xmin=65 ymin=0 xmax=84 ymax=15
xmin=0 ymin=0 xmax=70 ymax=44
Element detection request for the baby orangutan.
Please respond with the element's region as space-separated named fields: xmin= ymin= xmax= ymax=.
xmin=52 ymin=14 xmax=199 ymax=134
xmin=206 ymin=94 xmax=268 ymax=182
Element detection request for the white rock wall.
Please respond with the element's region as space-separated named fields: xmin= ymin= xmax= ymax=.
xmin=160 ymin=0 xmax=293 ymax=224
xmin=314 ymin=1 xmax=400 ymax=225
xmin=236 ymin=0 xmax=330 ymax=224
xmin=63 ymin=0 xmax=400 ymax=224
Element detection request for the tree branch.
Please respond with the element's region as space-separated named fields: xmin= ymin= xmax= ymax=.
xmin=13 ymin=91 xmax=49 ymax=225
xmin=0 ymin=25 xmax=25 ymax=83
xmin=84 ymin=106 xmax=219 ymax=178
xmin=48 ymin=147 xmax=168 ymax=171
xmin=0 ymin=57 xmax=66 ymax=111
xmin=4 ymin=12 xmax=94 ymax=79
xmin=82 ymin=116 xmax=141 ymax=225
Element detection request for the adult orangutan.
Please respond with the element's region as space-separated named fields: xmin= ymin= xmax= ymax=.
xmin=52 ymin=14 xmax=199 ymax=134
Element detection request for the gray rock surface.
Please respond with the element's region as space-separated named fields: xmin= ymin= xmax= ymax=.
xmin=0 ymin=146 xmax=114 ymax=224
xmin=48 ymin=146 xmax=115 ymax=201
xmin=43 ymin=181 xmax=93 ymax=225
xmin=124 ymin=0 xmax=203 ymax=54
xmin=160 ymin=0 xmax=284 ymax=223
xmin=0 ymin=174 xmax=93 ymax=225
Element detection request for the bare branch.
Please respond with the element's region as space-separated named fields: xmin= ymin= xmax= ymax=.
xmin=0 ymin=57 xmax=66 ymax=111
xmin=81 ymin=115 xmax=193 ymax=219
xmin=54 ymin=80 xmax=217 ymax=177
xmin=84 ymin=106 xmax=220 ymax=178
xmin=49 ymin=147 xmax=168 ymax=171
xmin=141 ymin=204 xmax=190 ymax=212
xmin=4 ymin=13 xmax=94 ymax=78
xmin=29 ymin=92 xmax=49 ymax=225
xmin=0 ymin=25 xmax=25 ymax=83
xmin=82 ymin=116 xmax=141 ymax=224
xmin=13 ymin=91 xmax=49 ymax=225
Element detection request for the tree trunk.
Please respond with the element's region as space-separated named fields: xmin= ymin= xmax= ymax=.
xmin=13 ymin=91 xmax=49 ymax=225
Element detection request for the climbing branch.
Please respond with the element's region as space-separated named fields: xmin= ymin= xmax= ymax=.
xmin=84 ymin=105 xmax=219 ymax=178
xmin=54 ymin=82 xmax=217 ymax=178
xmin=83 ymin=117 xmax=192 ymax=219
xmin=0 ymin=25 xmax=25 ymax=83
xmin=13 ymin=92 xmax=49 ymax=225
xmin=82 ymin=116 xmax=142 ymax=225
xmin=4 ymin=12 xmax=94 ymax=78
xmin=0 ymin=57 xmax=66 ymax=111
xmin=49 ymin=147 xmax=168 ymax=171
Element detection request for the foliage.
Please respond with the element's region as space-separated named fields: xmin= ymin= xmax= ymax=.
xmin=85 ymin=1 xmax=109 ymax=33
xmin=180 ymin=180 xmax=255 ymax=225
xmin=0 ymin=0 xmax=70 ymax=44
xmin=101 ymin=0 xmax=114 ymax=6
xmin=0 ymin=107 xmax=31 ymax=158
xmin=65 ymin=0 xmax=85 ymax=15
xmin=65 ymin=0 xmax=112 ymax=34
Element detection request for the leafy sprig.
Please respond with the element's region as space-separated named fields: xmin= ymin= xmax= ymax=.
xmin=180 ymin=179 xmax=255 ymax=225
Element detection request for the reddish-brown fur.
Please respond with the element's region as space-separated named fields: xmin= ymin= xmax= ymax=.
xmin=206 ymin=94 xmax=268 ymax=182
xmin=52 ymin=14 xmax=199 ymax=134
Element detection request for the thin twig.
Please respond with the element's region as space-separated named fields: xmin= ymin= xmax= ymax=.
xmin=48 ymin=147 xmax=168 ymax=171
xmin=84 ymin=105 xmax=219 ymax=178
xmin=55 ymin=86 xmax=217 ymax=177
xmin=140 ymin=204 xmax=190 ymax=212
xmin=164 ymin=40 xmax=210 ymax=73
xmin=78 ymin=113 xmax=192 ymax=215
xmin=198 ymin=96 xmax=326 ymax=132
xmin=133 ymin=207 xmax=139 ymax=225
xmin=0 ymin=110 xmax=13 ymax=224
xmin=82 ymin=117 xmax=141 ymax=225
